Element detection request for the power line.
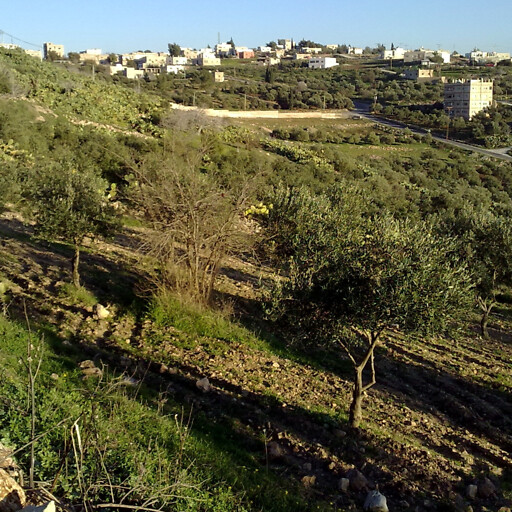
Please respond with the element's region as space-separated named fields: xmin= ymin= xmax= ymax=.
xmin=0 ymin=29 xmax=41 ymax=49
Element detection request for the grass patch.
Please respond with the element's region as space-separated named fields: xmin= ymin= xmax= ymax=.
xmin=0 ymin=313 xmax=321 ymax=511
xmin=150 ymin=290 xmax=259 ymax=345
xmin=57 ymin=282 xmax=97 ymax=307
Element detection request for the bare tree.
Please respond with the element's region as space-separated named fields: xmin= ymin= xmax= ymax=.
xmin=131 ymin=153 xmax=253 ymax=303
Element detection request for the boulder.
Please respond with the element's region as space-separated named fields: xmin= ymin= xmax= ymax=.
xmin=79 ymin=360 xmax=103 ymax=379
xmin=20 ymin=502 xmax=56 ymax=512
xmin=339 ymin=477 xmax=350 ymax=493
xmin=95 ymin=304 xmax=110 ymax=320
xmin=196 ymin=377 xmax=211 ymax=393
xmin=466 ymin=484 xmax=478 ymax=500
xmin=0 ymin=468 xmax=26 ymax=512
xmin=267 ymin=442 xmax=284 ymax=460
xmin=364 ymin=490 xmax=388 ymax=512
xmin=348 ymin=468 xmax=368 ymax=492
xmin=301 ymin=475 xmax=316 ymax=488
xmin=478 ymin=477 xmax=496 ymax=498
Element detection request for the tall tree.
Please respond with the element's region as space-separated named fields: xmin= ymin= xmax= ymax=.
xmin=167 ymin=43 xmax=181 ymax=57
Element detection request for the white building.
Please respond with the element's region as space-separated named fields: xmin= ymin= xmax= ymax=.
xmin=382 ymin=47 xmax=405 ymax=60
xmin=302 ymin=47 xmax=322 ymax=54
xmin=43 ymin=42 xmax=64 ymax=59
xmin=24 ymin=49 xmax=42 ymax=60
xmin=278 ymin=39 xmax=293 ymax=51
xmin=444 ymin=79 xmax=493 ymax=120
xmin=167 ymin=56 xmax=188 ymax=66
xmin=215 ymin=43 xmax=232 ymax=57
xmin=83 ymin=48 xmax=102 ymax=55
xmin=466 ymin=50 xmax=510 ymax=64
xmin=182 ymin=48 xmax=199 ymax=60
xmin=197 ymin=52 xmax=221 ymax=66
xmin=404 ymin=68 xmax=436 ymax=81
xmin=347 ymin=46 xmax=363 ymax=55
xmin=309 ymin=57 xmax=339 ymax=69
xmin=404 ymin=49 xmax=450 ymax=64
xmin=163 ymin=65 xmax=185 ymax=74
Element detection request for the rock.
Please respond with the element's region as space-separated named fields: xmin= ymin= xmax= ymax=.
xmin=364 ymin=491 xmax=388 ymax=512
xmin=79 ymin=360 xmax=103 ymax=379
xmin=0 ymin=468 xmax=26 ymax=512
xmin=303 ymin=462 xmax=312 ymax=472
xmin=122 ymin=376 xmax=139 ymax=386
xmin=339 ymin=477 xmax=350 ymax=492
xmin=196 ymin=377 xmax=211 ymax=393
xmin=50 ymin=373 xmax=59 ymax=381
xmin=20 ymin=502 xmax=56 ymax=512
xmin=466 ymin=484 xmax=478 ymax=500
xmin=348 ymin=468 xmax=368 ymax=492
xmin=267 ymin=441 xmax=284 ymax=460
xmin=95 ymin=304 xmax=110 ymax=320
xmin=301 ymin=475 xmax=316 ymax=488
xmin=0 ymin=445 xmax=15 ymax=473
xmin=334 ymin=429 xmax=347 ymax=439
xmin=478 ymin=477 xmax=496 ymax=498
xmin=399 ymin=501 xmax=410 ymax=509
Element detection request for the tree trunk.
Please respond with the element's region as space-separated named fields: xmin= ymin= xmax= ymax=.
xmin=349 ymin=367 xmax=364 ymax=429
xmin=481 ymin=310 xmax=490 ymax=339
xmin=72 ymin=243 xmax=80 ymax=288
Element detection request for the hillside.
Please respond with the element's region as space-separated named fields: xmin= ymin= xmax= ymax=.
xmin=0 ymin=49 xmax=511 ymax=512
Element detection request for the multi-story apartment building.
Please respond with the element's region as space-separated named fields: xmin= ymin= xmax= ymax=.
xmin=43 ymin=42 xmax=64 ymax=59
xmin=444 ymin=79 xmax=493 ymax=120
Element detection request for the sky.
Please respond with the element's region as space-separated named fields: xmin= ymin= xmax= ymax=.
xmin=2 ymin=0 xmax=511 ymax=55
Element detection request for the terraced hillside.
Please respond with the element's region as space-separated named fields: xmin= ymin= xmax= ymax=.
xmin=1 ymin=212 xmax=511 ymax=512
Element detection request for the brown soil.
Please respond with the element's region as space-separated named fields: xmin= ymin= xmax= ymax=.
xmin=1 ymin=213 xmax=511 ymax=511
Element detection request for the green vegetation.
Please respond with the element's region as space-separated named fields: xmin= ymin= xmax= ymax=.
xmin=0 ymin=47 xmax=511 ymax=512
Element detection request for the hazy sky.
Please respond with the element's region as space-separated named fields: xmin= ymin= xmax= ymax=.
xmin=2 ymin=0 xmax=511 ymax=55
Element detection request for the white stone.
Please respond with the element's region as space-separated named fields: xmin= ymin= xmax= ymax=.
xmin=196 ymin=377 xmax=211 ymax=393
xmin=364 ymin=491 xmax=388 ymax=512
xmin=20 ymin=501 xmax=56 ymax=512
xmin=339 ymin=477 xmax=350 ymax=492
xmin=95 ymin=304 xmax=110 ymax=320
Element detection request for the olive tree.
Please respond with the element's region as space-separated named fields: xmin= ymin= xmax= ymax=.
xmin=441 ymin=211 xmax=512 ymax=338
xmin=265 ymin=186 xmax=473 ymax=428
xmin=30 ymin=162 xmax=118 ymax=287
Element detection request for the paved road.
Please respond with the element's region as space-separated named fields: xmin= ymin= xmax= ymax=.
xmin=351 ymin=101 xmax=512 ymax=162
